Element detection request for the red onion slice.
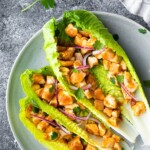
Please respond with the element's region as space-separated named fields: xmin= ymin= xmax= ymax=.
xmin=89 ymin=117 xmax=100 ymax=124
xmin=83 ymin=52 xmax=92 ymax=66
xmin=69 ymin=85 xmax=78 ymax=90
xmin=121 ymin=83 xmax=136 ymax=101
xmin=82 ymin=84 xmax=92 ymax=90
xmin=74 ymin=46 xmax=94 ymax=50
xmin=76 ymin=65 xmax=90 ymax=70
xmin=92 ymin=48 xmax=105 ymax=55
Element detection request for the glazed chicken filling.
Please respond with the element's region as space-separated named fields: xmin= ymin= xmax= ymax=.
xmin=26 ymin=104 xmax=97 ymax=150
xmin=31 ymin=74 xmax=122 ymax=149
xmin=56 ymin=23 xmax=146 ymax=118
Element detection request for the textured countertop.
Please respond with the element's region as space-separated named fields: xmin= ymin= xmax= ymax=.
xmin=0 ymin=0 xmax=149 ymax=150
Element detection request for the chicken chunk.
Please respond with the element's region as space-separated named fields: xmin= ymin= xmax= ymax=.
xmin=68 ymin=136 xmax=83 ymax=150
xmin=46 ymin=76 xmax=55 ymax=84
xmin=109 ymin=63 xmax=121 ymax=75
xmin=88 ymin=56 xmax=98 ymax=68
xmin=70 ymin=71 xmax=86 ymax=84
xmin=58 ymin=90 xmax=73 ymax=106
xmin=32 ymin=74 xmax=45 ymax=84
xmin=132 ymin=101 xmax=146 ymax=116
xmin=74 ymin=52 xmax=83 ymax=63
xmin=60 ymin=47 xmax=75 ymax=60
xmin=94 ymin=88 xmax=105 ymax=100
xmin=101 ymin=137 xmax=116 ymax=148
xmin=101 ymin=49 xmax=115 ymax=61
xmin=85 ymin=124 xmax=99 ymax=135
xmin=104 ymin=95 xmax=118 ymax=109
xmin=31 ymin=84 xmax=40 ymax=91
xmin=103 ymin=107 xmax=113 ymax=117
xmin=94 ymin=100 xmax=104 ymax=111
xmin=79 ymin=31 xmax=89 ymax=37
xmin=108 ymin=117 xmax=120 ymax=127
xmin=103 ymin=60 xmax=111 ymax=70
xmin=98 ymin=124 xmax=106 ymax=136
xmin=65 ymin=23 xmax=78 ymax=38
xmin=60 ymin=60 xmax=74 ymax=67
xmin=84 ymin=89 xmax=94 ymax=99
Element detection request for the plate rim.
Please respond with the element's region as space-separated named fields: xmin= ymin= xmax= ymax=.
xmin=6 ymin=11 xmax=150 ymax=150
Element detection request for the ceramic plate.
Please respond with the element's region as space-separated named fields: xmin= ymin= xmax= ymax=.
xmin=6 ymin=12 xmax=150 ymax=150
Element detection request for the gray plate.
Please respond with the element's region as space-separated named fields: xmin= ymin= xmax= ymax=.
xmin=6 ymin=11 xmax=150 ymax=150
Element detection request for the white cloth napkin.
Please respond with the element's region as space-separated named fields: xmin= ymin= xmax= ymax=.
xmin=120 ymin=0 xmax=150 ymax=26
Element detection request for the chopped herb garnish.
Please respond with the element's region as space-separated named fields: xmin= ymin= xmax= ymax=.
xmin=72 ymin=68 xmax=79 ymax=73
xmin=138 ymin=28 xmax=147 ymax=34
xmin=73 ymin=107 xmax=81 ymax=113
xmin=93 ymin=40 xmax=103 ymax=50
xmin=74 ymin=88 xmax=85 ymax=99
xmin=113 ymin=34 xmax=119 ymax=41
xmin=116 ymin=75 xmax=124 ymax=83
xmin=50 ymin=131 xmax=58 ymax=140
xmin=32 ymin=106 xmax=39 ymax=113
xmin=110 ymin=77 xmax=116 ymax=84
xmin=49 ymin=85 xmax=55 ymax=92
xmin=143 ymin=80 xmax=150 ymax=88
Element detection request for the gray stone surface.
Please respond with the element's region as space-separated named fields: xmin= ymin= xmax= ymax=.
xmin=0 ymin=0 xmax=149 ymax=150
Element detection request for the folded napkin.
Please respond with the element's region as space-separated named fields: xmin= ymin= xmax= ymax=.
xmin=120 ymin=0 xmax=150 ymax=26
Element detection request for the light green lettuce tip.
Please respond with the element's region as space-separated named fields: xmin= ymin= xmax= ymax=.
xmin=19 ymin=97 xmax=70 ymax=150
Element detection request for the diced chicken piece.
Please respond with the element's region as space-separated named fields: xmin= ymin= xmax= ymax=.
xmin=111 ymin=55 xmax=122 ymax=63
xmin=108 ymin=117 xmax=120 ymax=127
xmin=45 ymin=116 xmax=53 ymax=121
xmin=58 ymin=90 xmax=73 ymax=106
xmin=81 ymin=48 xmax=91 ymax=55
xmin=121 ymin=87 xmax=132 ymax=102
xmin=84 ymin=89 xmax=94 ymax=99
xmin=103 ymin=108 xmax=113 ymax=117
xmin=64 ymin=75 xmax=71 ymax=84
xmin=32 ymin=114 xmax=43 ymax=125
xmin=65 ymin=23 xmax=78 ymax=38
xmin=60 ymin=60 xmax=74 ymax=67
xmin=101 ymin=49 xmax=115 ymax=61
xmin=109 ymin=63 xmax=121 ymax=75
xmin=103 ymin=130 xmax=113 ymax=139
xmin=85 ymin=124 xmax=99 ymax=135
xmin=35 ymin=88 xmax=43 ymax=98
xmin=103 ymin=60 xmax=111 ymax=70
xmin=88 ymin=56 xmax=98 ymax=68
xmin=85 ymin=144 xmax=97 ymax=150
xmin=132 ymin=101 xmax=146 ymax=116
xmin=101 ymin=137 xmax=116 ymax=148
xmin=94 ymin=88 xmax=105 ymax=100
xmin=57 ymin=46 xmax=67 ymax=52
xmin=112 ymin=134 xmax=121 ymax=142
xmin=104 ymin=95 xmax=117 ymax=109
xmin=68 ymin=136 xmax=83 ymax=150
xmin=74 ymin=52 xmax=83 ymax=63
xmin=94 ymin=100 xmax=104 ymax=111
xmin=94 ymin=53 xmax=102 ymax=59
xmin=32 ymin=74 xmax=45 ymax=84
xmin=60 ymin=67 xmax=70 ymax=76
xmin=70 ymin=57 xmax=75 ymax=61
xmin=41 ymin=84 xmax=54 ymax=102
xmin=86 ymin=37 xmax=97 ymax=48
xmin=86 ymin=74 xmax=97 ymax=90
xmin=114 ymin=143 xmax=122 ymax=150
xmin=124 ymin=72 xmax=138 ymax=93
xmin=46 ymin=76 xmax=55 ymax=84
xmin=65 ymin=108 xmax=74 ymax=116
xmin=112 ymin=110 xmax=121 ymax=118
xmin=74 ymin=34 xmax=88 ymax=47
xmin=98 ymin=124 xmax=106 ymax=136
xmin=79 ymin=30 xmax=89 ymax=37
xmin=37 ymin=120 xmax=49 ymax=131
xmin=45 ymin=125 xmax=55 ymax=133
xmin=31 ymin=84 xmax=40 ymax=91
xmin=70 ymin=71 xmax=86 ymax=84
xmin=60 ymin=47 xmax=75 ymax=60
xmin=120 ymin=60 xmax=127 ymax=71
xmin=49 ymin=97 xmax=57 ymax=107
xmin=75 ymin=80 xmax=87 ymax=88
xmin=73 ymin=60 xmax=82 ymax=68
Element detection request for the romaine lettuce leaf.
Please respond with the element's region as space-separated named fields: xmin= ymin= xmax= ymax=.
xmin=42 ymin=15 xmax=138 ymax=143
xmin=19 ymin=97 xmax=70 ymax=150
xmin=63 ymin=10 xmax=150 ymax=145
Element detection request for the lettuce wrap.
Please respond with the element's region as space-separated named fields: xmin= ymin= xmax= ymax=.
xmin=20 ymin=66 xmax=131 ymax=149
xmin=42 ymin=10 xmax=150 ymax=145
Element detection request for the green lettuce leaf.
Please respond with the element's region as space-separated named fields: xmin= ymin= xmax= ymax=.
xmin=19 ymin=97 xmax=70 ymax=150
xmin=42 ymin=14 xmax=138 ymax=144
xmin=63 ymin=10 xmax=150 ymax=145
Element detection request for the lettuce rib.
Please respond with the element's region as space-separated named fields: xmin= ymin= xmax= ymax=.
xmin=42 ymin=16 xmax=138 ymax=143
